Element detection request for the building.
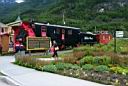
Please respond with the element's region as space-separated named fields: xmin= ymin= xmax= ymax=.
xmin=0 ymin=22 xmax=9 ymax=53
xmin=6 ymin=16 xmax=22 ymax=52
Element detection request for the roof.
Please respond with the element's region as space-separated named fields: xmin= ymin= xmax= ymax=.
xmin=0 ymin=22 xmax=7 ymax=27
xmin=35 ymin=22 xmax=80 ymax=30
xmin=6 ymin=16 xmax=22 ymax=27
xmin=6 ymin=21 xmax=21 ymax=26
xmin=80 ymin=32 xmax=96 ymax=35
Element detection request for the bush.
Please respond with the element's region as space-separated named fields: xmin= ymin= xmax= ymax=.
xmin=110 ymin=53 xmax=128 ymax=66
xmin=95 ymin=65 xmax=110 ymax=73
xmin=55 ymin=62 xmax=80 ymax=70
xmin=80 ymin=56 xmax=93 ymax=65
xmin=93 ymin=57 xmax=101 ymax=65
xmin=64 ymin=63 xmax=74 ymax=70
xmin=93 ymin=56 xmax=111 ymax=65
xmin=63 ymin=53 xmax=76 ymax=63
xmin=71 ymin=64 xmax=81 ymax=70
xmin=15 ymin=56 xmax=51 ymax=70
xmin=110 ymin=67 xmax=128 ymax=75
xmin=102 ymin=56 xmax=111 ymax=65
xmin=73 ymin=46 xmax=93 ymax=58
xmin=82 ymin=64 xmax=93 ymax=71
xmin=55 ymin=62 xmax=65 ymax=70
xmin=42 ymin=64 xmax=57 ymax=73
xmin=73 ymin=51 xmax=86 ymax=60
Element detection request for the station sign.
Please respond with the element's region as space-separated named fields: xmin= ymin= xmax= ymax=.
xmin=26 ymin=37 xmax=50 ymax=50
xmin=116 ymin=31 xmax=124 ymax=38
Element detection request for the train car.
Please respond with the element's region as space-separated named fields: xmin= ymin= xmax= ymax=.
xmin=11 ymin=21 xmax=112 ymax=52
xmin=34 ymin=23 xmax=80 ymax=49
xmin=96 ymin=32 xmax=112 ymax=44
xmin=79 ymin=32 xmax=97 ymax=45
xmin=13 ymin=22 xmax=36 ymax=52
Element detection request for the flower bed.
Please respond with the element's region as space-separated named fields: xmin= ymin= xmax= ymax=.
xmin=41 ymin=62 xmax=128 ymax=85
xmin=14 ymin=39 xmax=128 ymax=85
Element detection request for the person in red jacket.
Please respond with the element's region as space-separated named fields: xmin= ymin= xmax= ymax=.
xmin=50 ymin=41 xmax=59 ymax=58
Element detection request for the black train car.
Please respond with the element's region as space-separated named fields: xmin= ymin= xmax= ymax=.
xmin=34 ymin=23 xmax=80 ymax=49
xmin=79 ymin=32 xmax=98 ymax=45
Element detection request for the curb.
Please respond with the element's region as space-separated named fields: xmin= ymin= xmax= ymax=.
xmin=0 ymin=70 xmax=21 ymax=86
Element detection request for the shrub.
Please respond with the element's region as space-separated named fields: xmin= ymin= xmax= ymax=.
xmin=55 ymin=62 xmax=65 ymax=70
xmin=42 ymin=64 xmax=57 ymax=73
xmin=63 ymin=53 xmax=76 ymax=63
xmin=64 ymin=63 xmax=74 ymax=70
xmin=71 ymin=64 xmax=81 ymax=70
xmin=93 ymin=56 xmax=111 ymax=65
xmin=82 ymin=64 xmax=93 ymax=71
xmin=92 ymin=51 xmax=105 ymax=56
xmin=80 ymin=56 xmax=93 ymax=65
xmin=109 ymin=53 xmax=128 ymax=66
xmin=55 ymin=62 xmax=80 ymax=70
xmin=93 ymin=57 xmax=101 ymax=65
xmin=73 ymin=51 xmax=86 ymax=60
xmin=73 ymin=46 xmax=93 ymax=59
xmin=102 ymin=56 xmax=111 ymax=65
xmin=95 ymin=65 xmax=110 ymax=73
xmin=110 ymin=67 xmax=128 ymax=75
xmin=15 ymin=56 xmax=51 ymax=70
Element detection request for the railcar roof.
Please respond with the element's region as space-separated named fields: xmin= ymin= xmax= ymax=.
xmin=35 ymin=22 xmax=80 ymax=30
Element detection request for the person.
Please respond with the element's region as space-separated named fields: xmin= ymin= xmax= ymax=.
xmin=51 ymin=41 xmax=59 ymax=58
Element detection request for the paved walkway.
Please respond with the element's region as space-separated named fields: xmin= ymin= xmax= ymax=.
xmin=0 ymin=56 xmax=111 ymax=86
xmin=0 ymin=80 xmax=11 ymax=86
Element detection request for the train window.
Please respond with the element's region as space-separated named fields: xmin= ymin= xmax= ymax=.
xmin=41 ymin=26 xmax=46 ymax=36
xmin=109 ymin=36 xmax=111 ymax=40
xmin=56 ymin=28 xmax=60 ymax=34
xmin=32 ymin=24 xmax=35 ymax=28
xmin=68 ymin=30 xmax=72 ymax=35
xmin=62 ymin=29 xmax=65 ymax=34
xmin=42 ymin=29 xmax=46 ymax=32
xmin=103 ymin=35 xmax=105 ymax=40
xmin=1 ymin=28 xmax=4 ymax=33
xmin=41 ymin=26 xmax=46 ymax=30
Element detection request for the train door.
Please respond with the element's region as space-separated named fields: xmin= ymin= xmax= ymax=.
xmin=54 ymin=28 xmax=62 ymax=46
xmin=41 ymin=26 xmax=47 ymax=37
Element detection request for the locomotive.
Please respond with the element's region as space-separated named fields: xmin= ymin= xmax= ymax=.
xmin=12 ymin=21 xmax=112 ymax=52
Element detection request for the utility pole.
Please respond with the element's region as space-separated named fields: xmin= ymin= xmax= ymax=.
xmin=63 ymin=10 xmax=66 ymax=25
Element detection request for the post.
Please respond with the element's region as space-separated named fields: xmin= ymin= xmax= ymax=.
xmin=114 ymin=30 xmax=117 ymax=53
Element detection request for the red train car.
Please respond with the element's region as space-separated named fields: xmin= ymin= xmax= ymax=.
xmin=96 ymin=32 xmax=112 ymax=44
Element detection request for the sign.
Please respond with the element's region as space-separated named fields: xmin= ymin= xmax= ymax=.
xmin=116 ymin=31 xmax=124 ymax=38
xmin=84 ymin=37 xmax=93 ymax=40
xmin=26 ymin=37 xmax=50 ymax=50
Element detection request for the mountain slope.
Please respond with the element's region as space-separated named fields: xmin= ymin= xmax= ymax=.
xmin=0 ymin=0 xmax=128 ymax=31
xmin=40 ymin=0 xmax=128 ymax=31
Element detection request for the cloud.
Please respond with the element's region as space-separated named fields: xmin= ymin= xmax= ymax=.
xmin=16 ymin=0 xmax=24 ymax=3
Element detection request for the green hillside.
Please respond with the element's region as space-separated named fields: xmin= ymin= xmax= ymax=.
xmin=1 ymin=0 xmax=128 ymax=31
